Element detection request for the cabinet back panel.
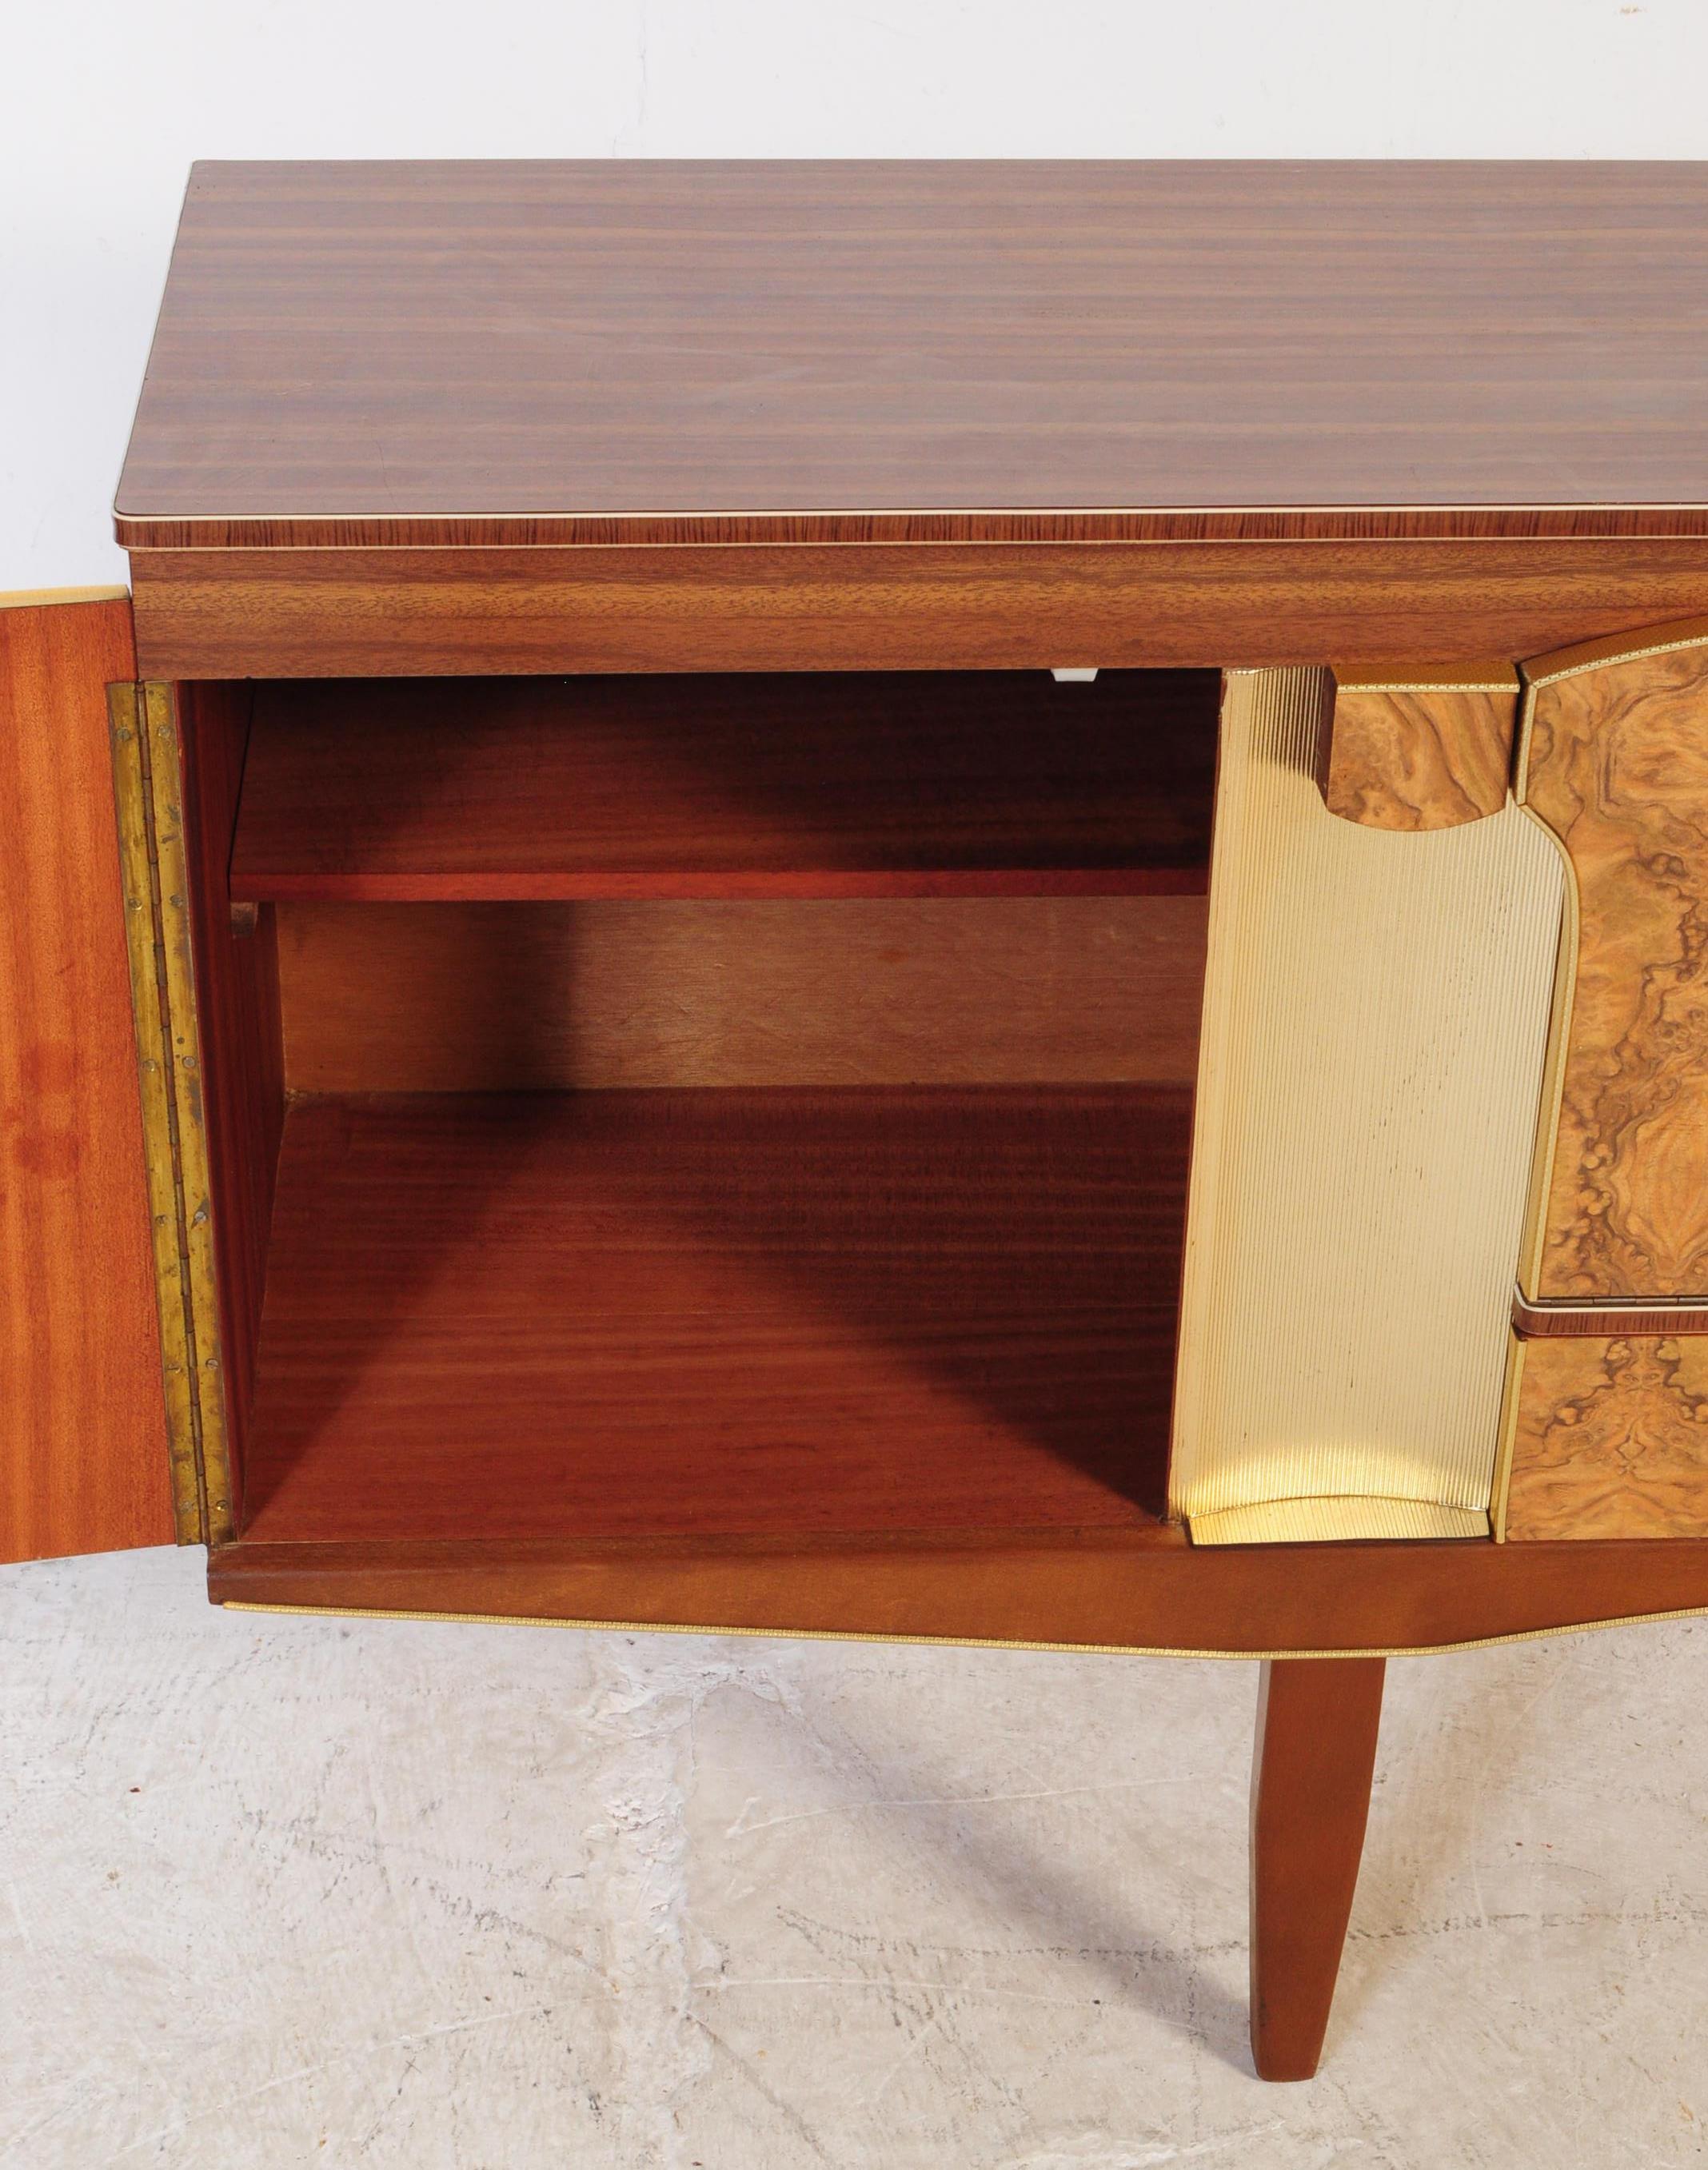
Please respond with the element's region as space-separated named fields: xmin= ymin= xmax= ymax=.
xmin=279 ymin=896 xmax=1207 ymax=1091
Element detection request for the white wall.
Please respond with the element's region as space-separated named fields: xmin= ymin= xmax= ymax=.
xmin=5 ymin=0 xmax=1706 ymax=589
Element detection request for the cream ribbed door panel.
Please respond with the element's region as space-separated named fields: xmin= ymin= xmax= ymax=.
xmin=1171 ymin=667 xmax=1563 ymax=1545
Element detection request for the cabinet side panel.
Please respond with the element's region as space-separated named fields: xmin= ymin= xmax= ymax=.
xmin=1171 ymin=667 xmax=1562 ymax=1542
xmin=0 ymin=594 xmax=174 ymax=1562
xmin=173 ymin=683 xmax=285 ymax=1533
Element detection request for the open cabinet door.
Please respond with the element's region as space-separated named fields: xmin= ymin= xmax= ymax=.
xmin=0 ymin=589 xmax=173 ymax=1561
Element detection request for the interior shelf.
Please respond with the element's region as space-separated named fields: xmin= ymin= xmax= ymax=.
xmin=230 ymin=669 xmax=1219 ymax=901
xmin=238 ymin=1087 xmax=1191 ymax=1548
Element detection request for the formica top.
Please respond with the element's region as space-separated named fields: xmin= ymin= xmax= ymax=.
xmin=115 ymin=159 xmax=1708 ymax=550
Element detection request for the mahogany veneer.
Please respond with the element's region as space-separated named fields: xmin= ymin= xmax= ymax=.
xmin=117 ymin=162 xmax=1708 ymax=546
xmin=273 ymin=896 xmax=1210 ymax=1092
xmin=232 ymin=668 xmax=1218 ymax=901
xmin=208 ymin=1528 xmax=1708 ymax=1657
xmin=126 ymin=537 xmax=1708 ymax=684
xmin=120 ymin=163 xmax=1708 ymax=678
xmin=0 ymin=596 xmax=171 ymax=1562
xmin=240 ymin=1087 xmax=1189 ymax=1546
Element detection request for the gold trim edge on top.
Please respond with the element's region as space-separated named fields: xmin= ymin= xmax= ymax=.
xmin=1329 ymin=660 xmax=1521 ymax=693
xmin=112 ymin=504 xmax=1708 ymax=554
xmin=1521 ymin=613 xmax=1708 ymax=688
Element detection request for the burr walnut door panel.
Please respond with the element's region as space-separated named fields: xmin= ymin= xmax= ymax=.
xmin=1518 ymin=624 xmax=1708 ymax=1302
xmin=1507 ymin=619 xmax=1708 ymax=1541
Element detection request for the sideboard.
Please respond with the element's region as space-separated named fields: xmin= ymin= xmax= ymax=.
xmin=8 ymin=160 xmax=1708 ymax=2080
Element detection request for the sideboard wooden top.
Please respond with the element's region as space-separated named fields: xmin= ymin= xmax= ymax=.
xmin=116 ymin=159 xmax=1708 ymax=550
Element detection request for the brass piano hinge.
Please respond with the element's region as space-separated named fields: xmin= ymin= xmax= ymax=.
xmin=108 ymin=683 xmax=233 ymax=1547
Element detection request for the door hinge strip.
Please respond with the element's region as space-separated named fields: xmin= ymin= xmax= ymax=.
xmin=1512 ymin=1288 xmax=1708 ymax=1338
xmin=108 ymin=682 xmax=233 ymax=1546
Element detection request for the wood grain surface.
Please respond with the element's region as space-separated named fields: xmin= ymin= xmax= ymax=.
xmin=0 ymin=595 xmax=172 ymax=1562
xmin=116 ymin=162 xmax=1708 ymax=546
xmin=1522 ymin=632 xmax=1708 ymax=1298
xmin=217 ymin=1090 xmax=1708 ymax=1646
xmin=1249 ymin=1659 xmax=1386 ymax=2080
xmin=1320 ymin=664 xmax=1517 ymax=829
xmin=277 ymin=897 xmax=1208 ymax=1091
xmin=1505 ymin=1335 xmax=1708 ymax=1540
xmin=206 ymin=1530 xmax=1708 ymax=1656
xmin=127 ymin=541 xmax=1708 ymax=681
xmin=239 ymin=1089 xmax=1191 ymax=1544
xmin=233 ymin=668 xmax=1217 ymax=900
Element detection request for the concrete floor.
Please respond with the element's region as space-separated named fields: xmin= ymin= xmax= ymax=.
xmin=3 ymin=1549 xmax=1706 ymax=2168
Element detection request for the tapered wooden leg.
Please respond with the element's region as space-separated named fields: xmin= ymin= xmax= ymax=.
xmin=1248 ymin=1655 xmax=1386 ymax=2080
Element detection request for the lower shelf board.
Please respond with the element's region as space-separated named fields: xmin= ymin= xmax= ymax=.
xmin=219 ymin=1088 xmax=1708 ymax=1654
xmin=238 ymin=1087 xmax=1191 ymax=1550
